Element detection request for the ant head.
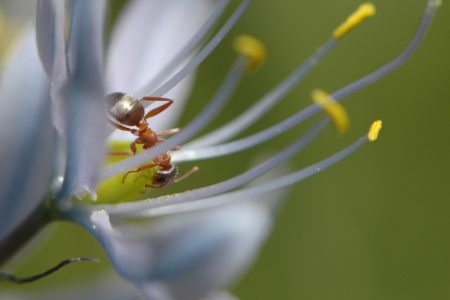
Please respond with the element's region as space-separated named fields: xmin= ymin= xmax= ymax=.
xmin=106 ymin=92 xmax=144 ymax=126
xmin=152 ymin=165 xmax=178 ymax=188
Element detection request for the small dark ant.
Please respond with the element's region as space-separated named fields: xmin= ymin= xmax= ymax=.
xmin=106 ymin=92 xmax=197 ymax=188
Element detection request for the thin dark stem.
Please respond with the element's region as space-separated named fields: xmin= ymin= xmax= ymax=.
xmin=0 ymin=257 xmax=98 ymax=284
xmin=0 ymin=204 xmax=50 ymax=267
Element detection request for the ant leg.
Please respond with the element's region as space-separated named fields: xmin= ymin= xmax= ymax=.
xmin=110 ymin=141 xmax=139 ymax=156
xmin=110 ymin=121 xmax=132 ymax=132
xmin=109 ymin=151 xmax=132 ymax=156
xmin=156 ymin=128 xmax=180 ymax=136
xmin=130 ymin=141 xmax=138 ymax=155
xmin=174 ymin=166 xmax=199 ymax=183
xmin=141 ymin=97 xmax=173 ymax=120
xmin=123 ymin=163 xmax=157 ymax=183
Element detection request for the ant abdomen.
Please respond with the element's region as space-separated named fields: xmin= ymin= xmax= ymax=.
xmin=106 ymin=92 xmax=144 ymax=126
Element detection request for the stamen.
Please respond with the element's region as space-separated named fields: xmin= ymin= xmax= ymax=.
xmin=111 ymin=123 xmax=377 ymax=218
xmin=233 ymin=35 xmax=266 ymax=71
xmin=172 ymin=115 xmax=331 ymax=163
xmin=133 ymin=0 xmax=231 ymax=98
xmin=332 ymin=0 xmax=440 ymax=100
xmin=185 ymin=2 xmax=377 ymax=149
xmin=312 ymin=89 xmax=349 ymax=133
xmin=368 ymin=120 xmax=382 ymax=142
xmin=97 ymin=120 xmax=327 ymax=215
xmin=101 ymin=56 xmax=247 ymax=181
xmin=185 ymin=39 xmax=337 ymax=149
xmin=333 ymin=3 xmax=376 ymax=39
xmin=148 ymin=0 xmax=251 ymax=98
xmin=99 ymin=0 xmax=437 ymax=214
xmin=185 ymin=0 xmax=439 ymax=156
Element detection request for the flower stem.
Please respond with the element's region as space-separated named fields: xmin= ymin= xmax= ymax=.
xmin=0 ymin=204 xmax=50 ymax=267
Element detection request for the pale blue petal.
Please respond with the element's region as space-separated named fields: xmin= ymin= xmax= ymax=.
xmin=84 ymin=195 xmax=277 ymax=300
xmin=105 ymin=0 xmax=215 ymax=94
xmin=58 ymin=0 xmax=107 ymax=200
xmin=35 ymin=0 xmax=64 ymax=76
xmin=36 ymin=0 xmax=68 ymax=135
xmin=0 ymin=29 xmax=53 ymax=238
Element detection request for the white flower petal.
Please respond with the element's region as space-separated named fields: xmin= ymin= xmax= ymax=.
xmin=35 ymin=0 xmax=64 ymax=76
xmin=36 ymin=0 xmax=68 ymax=135
xmin=89 ymin=195 xmax=278 ymax=300
xmin=105 ymin=0 xmax=215 ymax=94
xmin=0 ymin=28 xmax=53 ymax=237
xmin=58 ymin=1 xmax=107 ymax=199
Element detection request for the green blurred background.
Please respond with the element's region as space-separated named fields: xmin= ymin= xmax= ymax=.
xmin=228 ymin=1 xmax=450 ymax=299
xmin=3 ymin=0 xmax=450 ymax=299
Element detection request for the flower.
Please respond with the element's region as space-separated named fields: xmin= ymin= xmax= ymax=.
xmin=0 ymin=0 xmax=441 ymax=299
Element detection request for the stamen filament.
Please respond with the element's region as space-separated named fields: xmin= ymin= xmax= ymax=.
xmin=112 ymin=126 xmax=376 ymax=218
xmin=142 ymin=122 xmax=381 ymax=217
xmin=97 ymin=120 xmax=327 ymax=215
xmin=184 ymin=1 xmax=376 ymax=149
xmin=184 ymin=39 xmax=338 ymax=149
xmin=101 ymin=57 xmax=247 ymax=181
xmin=172 ymin=109 xmax=328 ymax=162
xmin=332 ymin=0 xmax=439 ymax=101
xmin=179 ymin=0 xmax=438 ymax=163
xmin=161 ymin=136 xmax=368 ymax=216
xmin=149 ymin=0 xmax=250 ymax=98
xmin=134 ymin=0 xmax=231 ymax=99
xmin=174 ymin=103 xmax=320 ymax=163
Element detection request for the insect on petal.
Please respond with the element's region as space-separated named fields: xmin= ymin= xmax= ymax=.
xmin=105 ymin=0 xmax=215 ymax=134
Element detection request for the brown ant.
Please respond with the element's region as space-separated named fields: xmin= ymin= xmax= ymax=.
xmin=106 ymin=92 xmax=197 ymax=188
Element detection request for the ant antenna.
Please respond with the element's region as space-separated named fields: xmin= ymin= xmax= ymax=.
xmin=0 ymin=257 xmax=99 ymax=284
xmin=174 ymin=166 xmax=200 ymax=183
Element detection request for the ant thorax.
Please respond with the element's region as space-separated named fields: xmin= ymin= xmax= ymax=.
xmin=106 ymin=92 xmax=144 ymax=126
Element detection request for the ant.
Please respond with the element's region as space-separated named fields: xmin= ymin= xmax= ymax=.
xmin=106 ymin=92 xmax=197 ymax=188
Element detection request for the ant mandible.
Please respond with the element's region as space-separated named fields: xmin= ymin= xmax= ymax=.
xmin=106 ymin=92 xmax=197 ymax=188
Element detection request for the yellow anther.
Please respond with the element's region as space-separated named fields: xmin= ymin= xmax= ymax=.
xmin=333 ymin=3 xmax=376 ymax=39
xmin=233 ymin=34 xmax=266 ymax=71
xmin=367 ymin=120 xmax=382 ymax=142
xmin=312 ymin=89 xmax=349 ymax=134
